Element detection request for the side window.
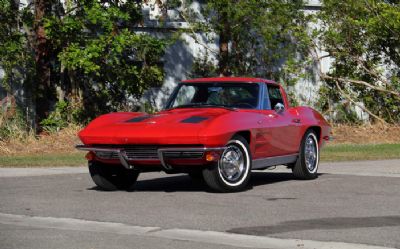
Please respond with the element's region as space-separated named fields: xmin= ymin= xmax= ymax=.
xmin=263 ymin=87 xmax=271 ymax=110
xmin=267 ymin=85 xmax=284 ymax=109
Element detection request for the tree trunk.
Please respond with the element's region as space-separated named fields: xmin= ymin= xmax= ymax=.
xmin=218 ymin=12 xmax=231 ymax=76
xmin=34 ymin=0 xmax=54 ymax=131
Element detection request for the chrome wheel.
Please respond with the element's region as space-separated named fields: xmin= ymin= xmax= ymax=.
xmin=219 ymin=145 xmax=246 ymax=182
xmin=292 ymin=130 xmax=319 ymax=180
xmin=304 ymin=134 xmax=318 ymax=173
xmin=202 ymin=136 xmax=251 ymax=192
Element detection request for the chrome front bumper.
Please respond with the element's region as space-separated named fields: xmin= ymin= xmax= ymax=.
xmin=76 ymin=145 xmax=226 ymax=170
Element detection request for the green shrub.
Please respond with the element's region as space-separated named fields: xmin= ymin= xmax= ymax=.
xmin=40 ymin=101 xmax=70 ymax=133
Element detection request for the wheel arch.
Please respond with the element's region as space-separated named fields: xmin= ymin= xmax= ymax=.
xmin=231 ymin=130 xmax=251 ymax=145
xmin=229 ymin=130 xmax=255 ymax=158
xmin=306 ymin=126 xmax=321 ymax=143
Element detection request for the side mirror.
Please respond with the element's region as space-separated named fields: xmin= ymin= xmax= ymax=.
xmin=274 ymin=103 xmax=285 ymax=113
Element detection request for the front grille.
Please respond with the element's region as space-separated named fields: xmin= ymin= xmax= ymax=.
xmin=126 ymin=146 xmax=159 ymax=159
xmin=95 ymin=145 xmax=158 ymax=160
xmin=163 ymin=151 xmax=204 ymax=159
xmin=95 ymin=151 xmax=119 ymax=160
xmin=93 ymin=145 xmax=204 ymax=160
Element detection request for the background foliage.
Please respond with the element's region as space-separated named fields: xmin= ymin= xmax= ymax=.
xmin=0 ymin=0 xmax=168 ymax=133
xmin=47 ymin=1 xmax=168 ymax=123
xmin=315 ymin=0 xmax=400 ymax=123
xmin=181 ymin=0 xmax=311 ymax=86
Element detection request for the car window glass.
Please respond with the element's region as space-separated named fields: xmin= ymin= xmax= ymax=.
xmin=268 ymin=85 xmax=284 ymax=109
xmin=263 ymin=87 xmax=271 ymax=110
xmin=169 ymin=83 xmax=259 ymax=109
xmin=207 ymin=87 xmax=255 ymax=107
xmin=172 ymin=85 xmax=196 ymax=107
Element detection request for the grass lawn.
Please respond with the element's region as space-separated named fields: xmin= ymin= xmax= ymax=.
xmin=0 ymin=152 xmax=86 ymax=167
xmin=0 ymin=144 xmax=399 ymax=167
xmin=321 ymin=143 xmax=400 ymax=162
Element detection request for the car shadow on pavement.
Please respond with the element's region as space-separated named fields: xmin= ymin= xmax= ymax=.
xmin=250 ymin=171 xmax=324 ymax=188
xmin=86 ymin=175 xmax=206 ymax=192
xmin=251 ymin=171 xmax=296 ymax=187
xmin=89 ymin=171 xmax=319 ymax=193
xmin=134 ymin=175 xmax=206 ymax=192
xmin=134 ymin=172 xmax=306 ymax=192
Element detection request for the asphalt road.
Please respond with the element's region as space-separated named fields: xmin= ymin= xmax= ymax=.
xmin=0 ymin=159 xmax=399 ymax=249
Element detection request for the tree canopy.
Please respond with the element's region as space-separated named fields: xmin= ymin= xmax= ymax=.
xmin=0 ymin=0 xmax=168 ymax=132
xmin=182 ymin=0 xmax=310 ymax=84
xmin=315 ymin=0 xmax=400 ymax=123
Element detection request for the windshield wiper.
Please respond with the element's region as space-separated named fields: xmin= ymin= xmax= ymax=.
xmin=168 ymin=103 xmax=237 ymax=111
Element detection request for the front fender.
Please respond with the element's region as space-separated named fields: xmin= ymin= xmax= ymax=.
xmin=78 ymin=112 xmax=144 ymax=144
xmin=198 ymin=111 xmax=259 ymax=148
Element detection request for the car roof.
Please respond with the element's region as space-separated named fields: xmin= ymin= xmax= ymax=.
xmin=181 ymin=77 xmax=279 ymax=85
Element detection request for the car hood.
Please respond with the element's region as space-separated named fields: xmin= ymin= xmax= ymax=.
xmin=78 ymin=108 xmax=232 ymax=145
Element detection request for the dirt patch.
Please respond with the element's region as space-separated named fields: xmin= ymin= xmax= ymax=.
xmin=0 ymin=125 xmax=82 ymax=156
xmin=331 ymin=124 xmax=400 ymax=145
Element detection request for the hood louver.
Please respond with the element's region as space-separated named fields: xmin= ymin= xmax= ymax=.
xmin=126 ymin=115 xmax=152 ymax=123
xmin=181 ymin=116 xmax=208 ymax=123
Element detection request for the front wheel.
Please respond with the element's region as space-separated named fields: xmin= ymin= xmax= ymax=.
xmin=292 ymin=130 xmax=320 ymax=179
xmin=89 ymin=161 xmax=140 ymax=191
xmin=202 ymin=135 xmax=251 ymax=192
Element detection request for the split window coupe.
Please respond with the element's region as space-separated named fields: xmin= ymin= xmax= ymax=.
xmin=77 ymin=77 xmax=331 ymax=192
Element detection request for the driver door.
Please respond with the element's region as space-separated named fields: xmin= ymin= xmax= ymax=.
xmin=255 ymin=84 xmax=301 ymax=158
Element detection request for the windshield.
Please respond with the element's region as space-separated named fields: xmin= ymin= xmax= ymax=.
xmin=166 ymin=83 xmax=259 ymax=110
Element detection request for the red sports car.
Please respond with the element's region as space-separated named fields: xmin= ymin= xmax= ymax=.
xmin=77 ymin=77 xmax=331 ymax=192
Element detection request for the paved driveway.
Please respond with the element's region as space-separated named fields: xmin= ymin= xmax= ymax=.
xmin=0 ymin=160 xmax=399 ymax=249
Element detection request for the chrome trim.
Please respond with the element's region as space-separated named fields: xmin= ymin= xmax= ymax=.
xmin=219 ymin=144 xmax=245 ymax=182
xmin=76 ymin=145 xmax=227 ymax=171
xmin=75 ymin=145 xmax=122 ymax=153
xmin=305 ymin=135 xmax=317 ymax=172
xmin=157 ymin=147 xmax=226 ymax=170
xmin=118 ymin=150 xmax=131 ymax=169
xmin=75 ymin=145 xmax=134 ymax=170
xmin=252 ymin=154 xmax=298 ymax=170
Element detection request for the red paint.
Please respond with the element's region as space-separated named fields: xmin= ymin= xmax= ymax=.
xmin=78 ymin=77 xmax=331 ymax=166
xmin=182 ymin=77 xmax=277 ymax=84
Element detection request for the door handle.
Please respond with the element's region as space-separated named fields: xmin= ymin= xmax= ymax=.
xmin=292 ymin=118 xmax=301 ymax=123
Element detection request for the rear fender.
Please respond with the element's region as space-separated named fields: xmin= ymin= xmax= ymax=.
xmin=296 ymin=107 xmax=331 ymax=147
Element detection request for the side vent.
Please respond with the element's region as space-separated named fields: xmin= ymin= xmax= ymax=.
xmin=181 ymin=116 xmax=208 ymax=123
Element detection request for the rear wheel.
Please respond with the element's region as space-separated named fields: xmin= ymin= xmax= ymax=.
xmin=292 ymin=130 xmax=319 ymax=179
xmin=88 ymin=161 xmax=140 ymax=191
xmin=202 ymin=135 xmax=251 ymax=192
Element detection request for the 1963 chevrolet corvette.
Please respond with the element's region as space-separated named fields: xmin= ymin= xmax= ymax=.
xmin=77 ymin=77 xmax=331 ymax=192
